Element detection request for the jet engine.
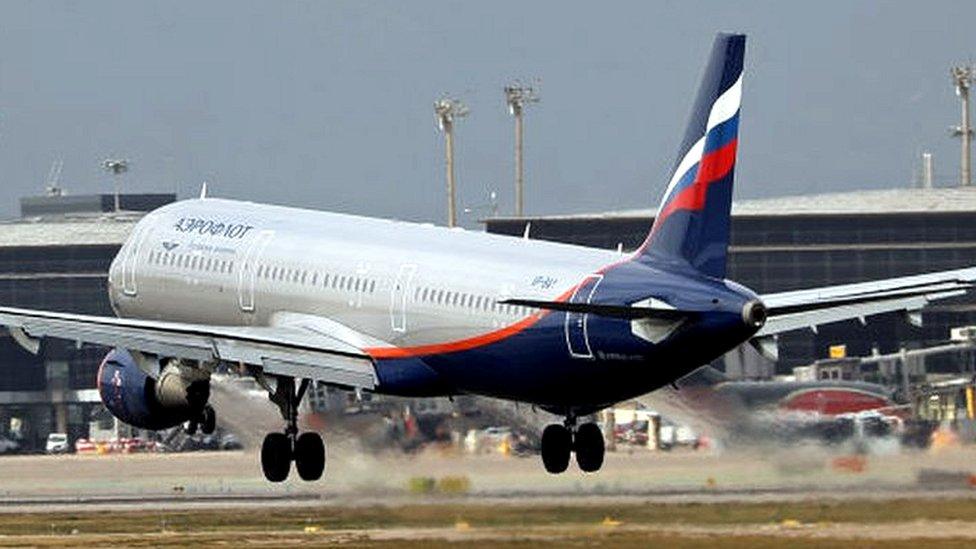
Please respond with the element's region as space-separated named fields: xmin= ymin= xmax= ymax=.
xmin=97 ymin=348 xmax=210 ymax=430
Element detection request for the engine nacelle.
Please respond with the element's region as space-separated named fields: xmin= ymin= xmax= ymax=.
xmin=97 ymin=348 xmax=209 ymax=430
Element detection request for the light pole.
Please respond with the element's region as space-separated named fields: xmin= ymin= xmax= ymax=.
xmin=505 ymin=83 xmax=539 ymax=217
xmin=102 ymin=158 xmax=129 ymax=212
xmin=434 ymin=98 xmax=468 ymax=227
xmin=951 ymin=66 xmax=974 ymax=187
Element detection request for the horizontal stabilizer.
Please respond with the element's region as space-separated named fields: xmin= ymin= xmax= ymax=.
xmin=758 ymin=267 xmax=976 ymax=337
xmin=767 ymin=283 xmax=975 ymax=316
xmin=499 ymin=298 xmax=691 ymax=320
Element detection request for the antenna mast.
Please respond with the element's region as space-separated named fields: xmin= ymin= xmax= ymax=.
xmin=505 ymin=82 xmax=540 ymax=217
xmin=102 ymin=158 xmax=129 ymax=212
xmin=434 ymin=97 xmax=468 ymax=228
xmin=950 ymin=65 xmax=975 ymax=186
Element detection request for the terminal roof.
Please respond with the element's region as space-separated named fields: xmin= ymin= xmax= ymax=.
xmin=488 ymin=186 xmax=976 ymax=221
xmin=0 ymin=212 xmax=141 ymax=248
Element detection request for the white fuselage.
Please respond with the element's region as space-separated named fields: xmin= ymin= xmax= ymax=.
xmin=108 ymin=198 xmax=620 ymax=350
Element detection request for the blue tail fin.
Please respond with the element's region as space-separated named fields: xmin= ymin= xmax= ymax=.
xmin=637 ymin=33 xmax=745 ymax=279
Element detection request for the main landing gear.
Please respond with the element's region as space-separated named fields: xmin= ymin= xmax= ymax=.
xmin=184 ymin=405 xmax=217 ymax=436
xmin=540 ymin=416 xmax=605 ymax=474
xmin=261 ymin=377 xmax=326 ymax=483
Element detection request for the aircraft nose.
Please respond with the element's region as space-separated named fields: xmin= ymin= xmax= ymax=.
xmin=741 ymin=299 xmax=767 ymax=329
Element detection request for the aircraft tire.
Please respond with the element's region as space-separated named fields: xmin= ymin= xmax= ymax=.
xmin=294 ymin=432 xmax=326 ymax=481
xmin=184 ymin=419 xmax=198 ymax=436
xmin=261 ymin=432 xmax=292 ymax=482
xmin=200 ymin=405 xmax=217 ymax=435
xmin=541 ymin=424 xmax=572 ymax=474
xmin=574 ymin=422 xmax=605 ymax=473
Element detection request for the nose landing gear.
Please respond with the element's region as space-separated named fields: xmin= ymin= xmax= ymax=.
xmin=260 ymin=377 xmax=327 ymax=483
xmin=540 ymin=416 xmax=605 ymax=474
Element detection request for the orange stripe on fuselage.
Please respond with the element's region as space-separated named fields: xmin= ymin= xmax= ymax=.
xmin=364 ymin=285 xmax=583 ymax=360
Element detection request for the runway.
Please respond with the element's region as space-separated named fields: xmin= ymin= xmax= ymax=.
xmin=1 ymin=447 xmax=975 ymax=545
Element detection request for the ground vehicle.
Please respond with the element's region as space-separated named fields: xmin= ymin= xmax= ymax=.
xmin=45 ymin=433 xmax=70 ymax=454
xmin=0 ymin=435 xmax=21 ymax=455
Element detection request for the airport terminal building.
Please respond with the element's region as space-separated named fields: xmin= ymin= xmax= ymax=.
xmin=0 ymin=193 xmax=173 ymax=449
xmin=485 ymin=186 xmax=976 ymax=378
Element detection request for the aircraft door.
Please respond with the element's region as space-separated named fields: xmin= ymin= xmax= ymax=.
xmin=237 ymin=230 xmax=275 ymax=313
xmin=121 ymin=223 xmax=151 ymax=296
xmin=390 ymin=264 xmax=417 ymax=333
xmin=564 ymin=274 xmax=603 ymax=359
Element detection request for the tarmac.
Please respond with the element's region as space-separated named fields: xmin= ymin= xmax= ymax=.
xmin=1 ymin=444 xmax=975 ymax=508
xmin=1 ymin=447 xmax=976 ymax=546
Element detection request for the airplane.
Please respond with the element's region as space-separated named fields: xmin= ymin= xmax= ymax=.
xmin=2 ymin=32 xmax=975 ymax=482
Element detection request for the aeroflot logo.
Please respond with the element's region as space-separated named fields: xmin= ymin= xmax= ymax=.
xmin=173 ymin=218 xmax=255 ymax=239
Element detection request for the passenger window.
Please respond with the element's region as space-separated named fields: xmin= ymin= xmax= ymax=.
xmin=311 ymin=272 xmax=318 ymax=285
xmin=370 ymin=280 xmax=376 ymax=293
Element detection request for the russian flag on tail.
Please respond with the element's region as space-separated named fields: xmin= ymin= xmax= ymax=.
xmin=638 ymin=33 xmax=745 ymax=280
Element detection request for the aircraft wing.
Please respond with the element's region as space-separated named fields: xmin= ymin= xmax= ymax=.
xmin=756 ymin=266 xmax=976 ymax=337
xmin=0 ymin=306 xmax=378 ymax=389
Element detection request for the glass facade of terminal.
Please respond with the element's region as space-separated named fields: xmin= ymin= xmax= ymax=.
xmin=0 ymin=244 xmax=118 ymax=446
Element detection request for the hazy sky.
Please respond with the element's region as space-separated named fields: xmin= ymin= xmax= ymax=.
xmin=1 ymin=1 xmax=975 ymax=225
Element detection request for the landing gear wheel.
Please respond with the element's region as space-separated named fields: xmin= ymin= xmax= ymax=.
xmin=184 ymin=419 xmax=198 ymax=435
xmin=541 ymin=424 xmax=572 ymax=474
xmin=261 ymin=432 xmax=292 ymax=483
xmin=200 ymin=405 xmax=217 ymax=435
xmin=294 ymin=432 xmax=326 ymax=481
xmin=574 ymin=422 xmax=605 ymax=473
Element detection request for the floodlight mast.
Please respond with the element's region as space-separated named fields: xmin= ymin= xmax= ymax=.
xmin=951 ymin=66 xmax=975 ymax=187
xmin=434 ymin=98 xmax=468 ymax=227
xmin=102 ymin=159 xmax=129 ymax=212
xmin=505 ymin=83 xmax=539 ymax=217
